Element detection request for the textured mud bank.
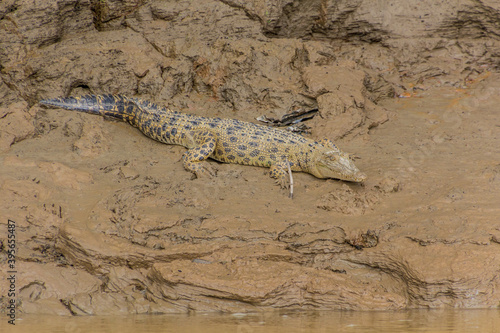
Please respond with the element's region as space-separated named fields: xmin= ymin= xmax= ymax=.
xmin=1 ymin=0 xmax=500 ymax=315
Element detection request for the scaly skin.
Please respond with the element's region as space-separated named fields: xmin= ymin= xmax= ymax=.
xmin=39 ymin=94 xmax=367 ymax=186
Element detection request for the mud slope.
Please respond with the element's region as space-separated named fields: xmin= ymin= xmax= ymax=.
xmin=1 ymin=0 xmax=499 ymax=314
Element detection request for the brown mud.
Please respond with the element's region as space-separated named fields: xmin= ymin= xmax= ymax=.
xmin=1 ymin=0 xmax=500 ymax=315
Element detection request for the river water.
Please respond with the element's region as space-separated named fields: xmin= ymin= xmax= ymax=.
xmin=3 ymin=309 xmax=499 ymax=332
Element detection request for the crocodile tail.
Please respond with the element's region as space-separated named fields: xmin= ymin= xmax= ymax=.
xmin=39 ymin=94 xmax=138 ymax=121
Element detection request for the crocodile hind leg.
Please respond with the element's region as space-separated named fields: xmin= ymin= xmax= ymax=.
xmin=182 ymin=130 xmax=217 ymax=178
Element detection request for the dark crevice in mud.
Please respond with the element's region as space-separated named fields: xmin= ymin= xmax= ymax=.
xmin=90 ymin=0 xmax=146 ymax=31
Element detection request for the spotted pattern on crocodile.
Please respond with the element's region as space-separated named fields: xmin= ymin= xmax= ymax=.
xmin=39 ymin=94 xmax=367 ymax=189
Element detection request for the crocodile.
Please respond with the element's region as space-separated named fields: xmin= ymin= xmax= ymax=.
xmin=39 ymin=94 xmax=367 ymax=188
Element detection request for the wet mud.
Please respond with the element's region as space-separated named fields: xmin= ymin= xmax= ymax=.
xmin=1 ymin=0 xmax=499 ymax=315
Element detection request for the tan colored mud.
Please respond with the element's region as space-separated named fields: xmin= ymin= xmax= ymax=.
xmin=1 ymin=0 xmax=500 ymax=315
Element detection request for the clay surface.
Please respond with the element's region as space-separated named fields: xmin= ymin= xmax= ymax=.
xmin=1 ymin=0 xmax=499 ymax=315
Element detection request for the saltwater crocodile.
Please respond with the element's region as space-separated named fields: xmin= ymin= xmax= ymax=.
xmin=40 ymin=94 xmax=366 ymax=188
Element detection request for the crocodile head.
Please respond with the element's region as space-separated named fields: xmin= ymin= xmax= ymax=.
xmin=311 ymin=149 xmax=367 ymax=182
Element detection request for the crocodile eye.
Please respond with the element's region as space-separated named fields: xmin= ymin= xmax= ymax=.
xmin=324 ymin=151 xmax=339 ymax=160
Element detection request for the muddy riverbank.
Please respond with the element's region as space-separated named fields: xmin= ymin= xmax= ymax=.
xmin=1 ymin=0 xmax=499 ymax=315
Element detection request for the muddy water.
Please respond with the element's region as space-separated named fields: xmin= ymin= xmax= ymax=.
xmin=4 ymin=309 xmax=499 ymax=333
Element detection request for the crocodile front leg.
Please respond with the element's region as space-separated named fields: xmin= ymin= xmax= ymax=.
xmin=269 ymin=160 xmax=291 ymax=188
